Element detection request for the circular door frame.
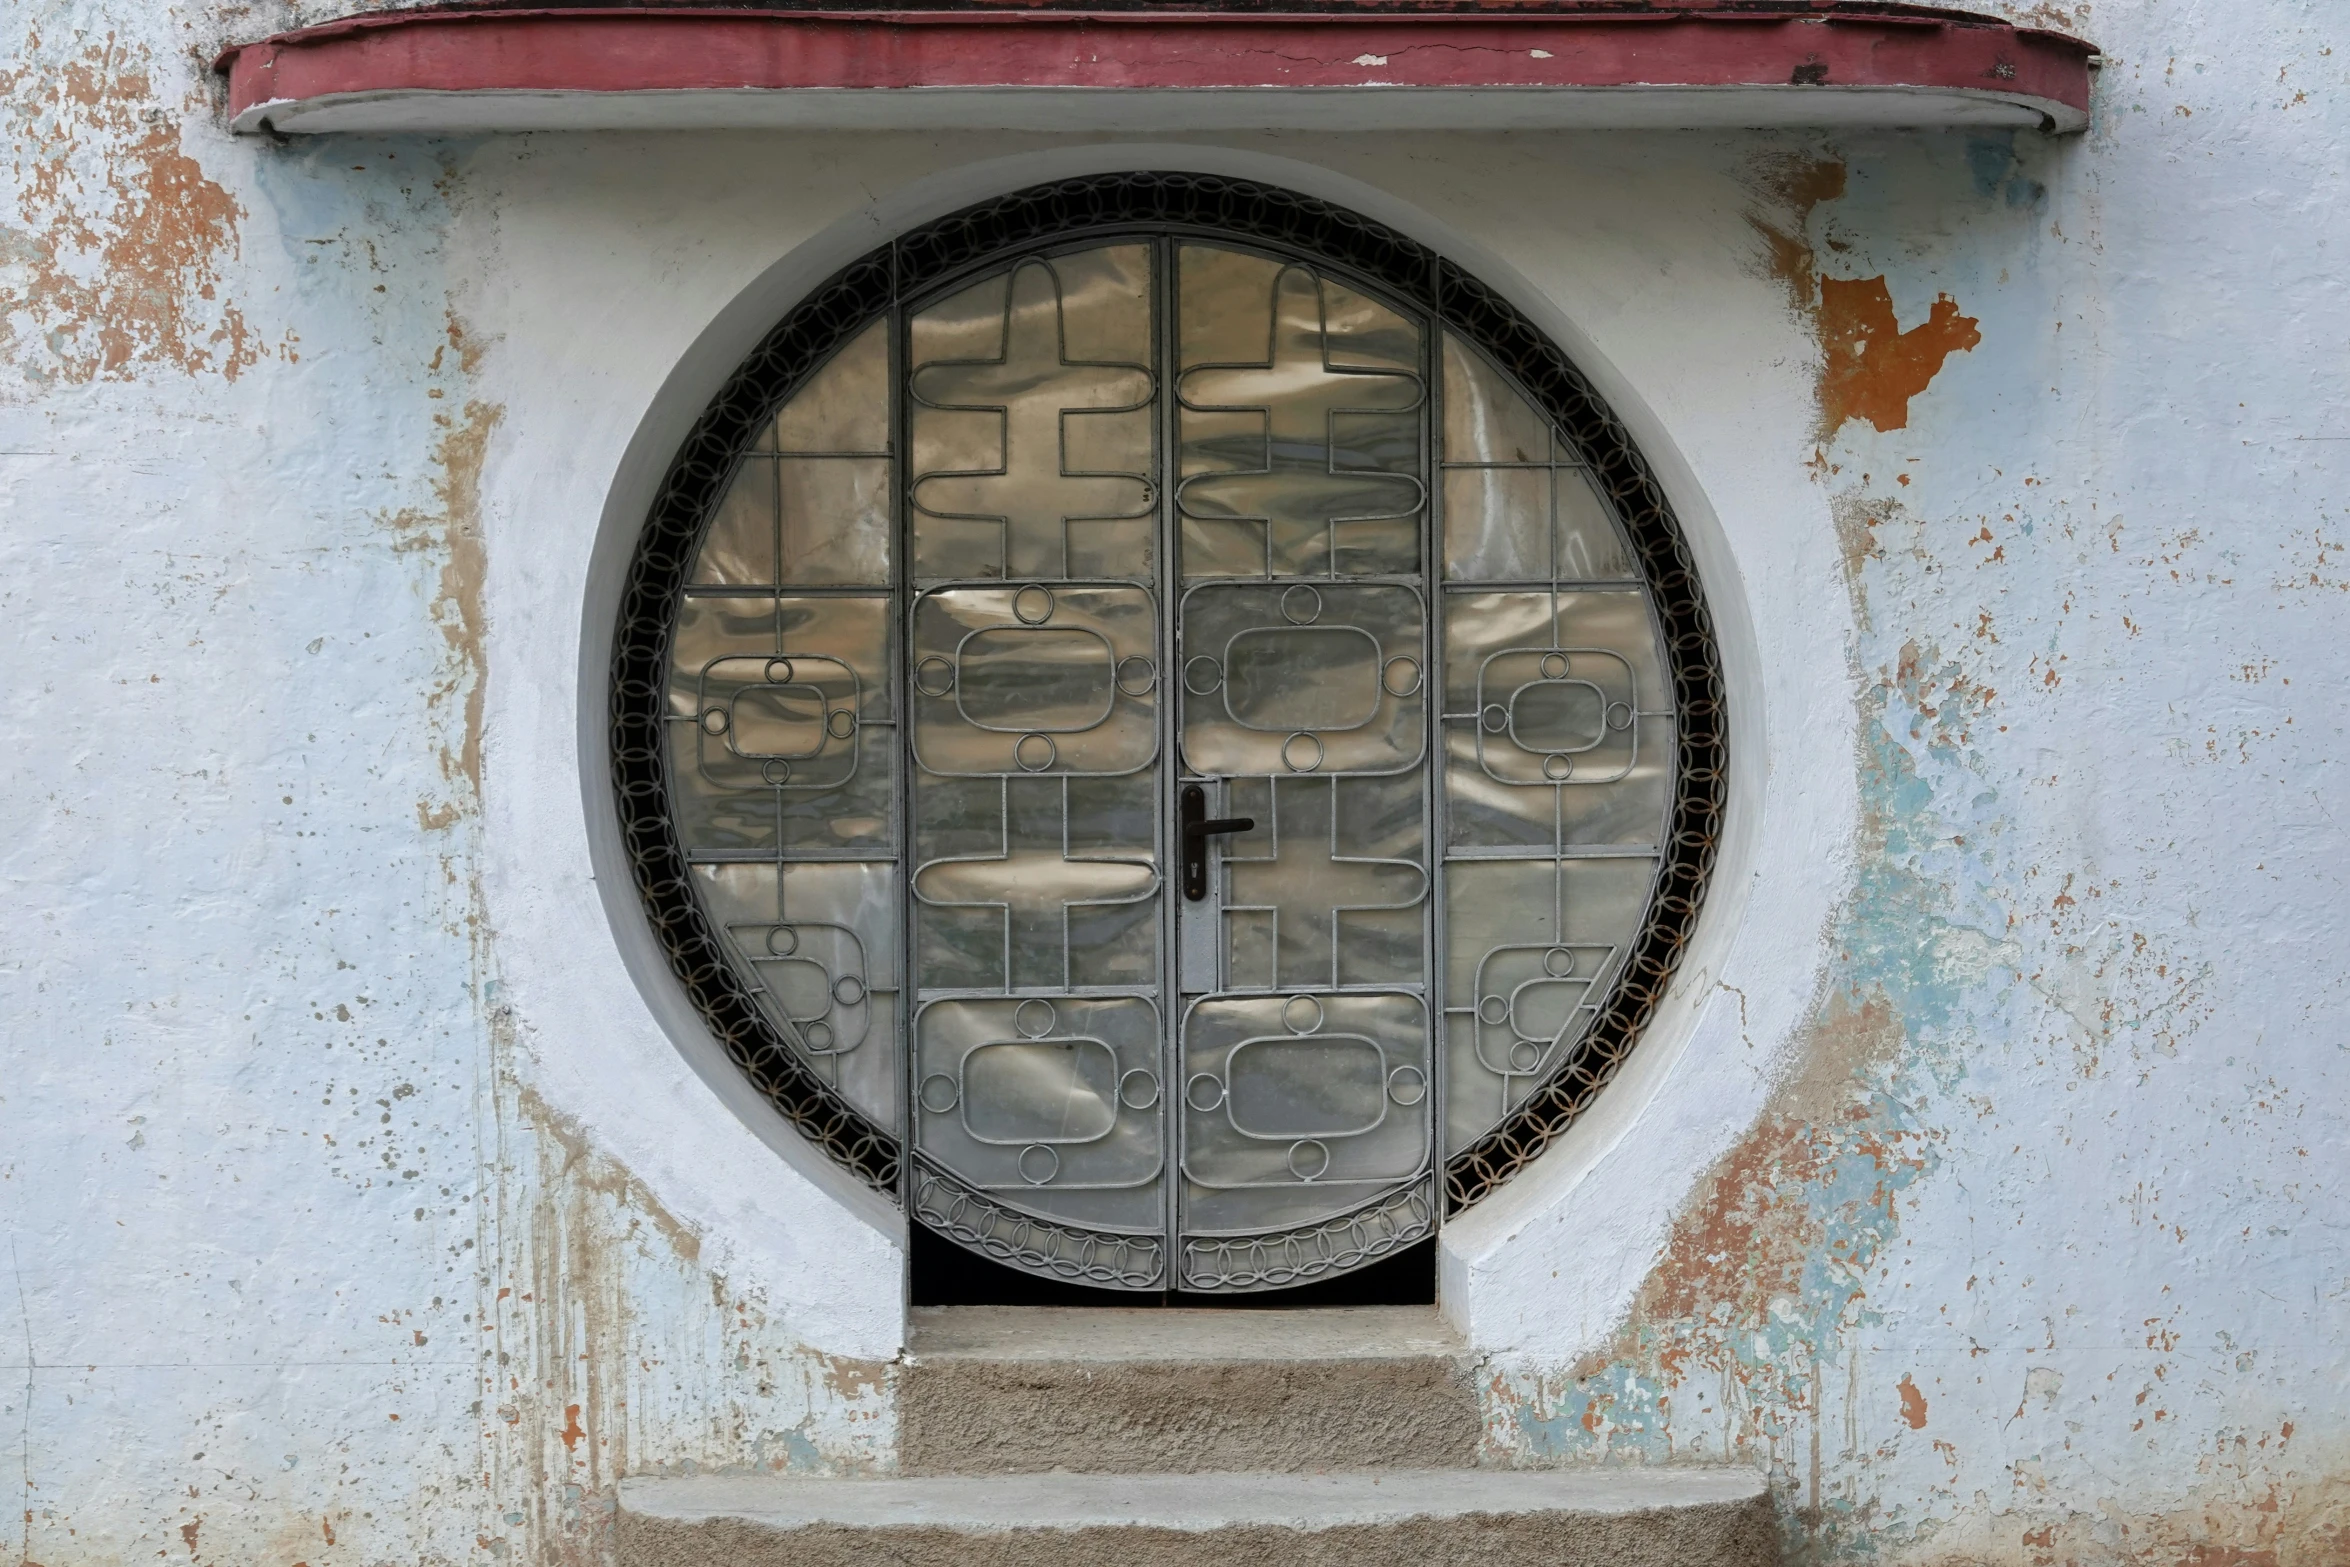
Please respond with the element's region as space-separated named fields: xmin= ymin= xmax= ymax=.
xmin=608 ymin=170 xmax=1727 ymax=1280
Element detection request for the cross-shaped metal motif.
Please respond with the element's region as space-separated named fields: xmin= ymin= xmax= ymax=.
xmin=1177 ymin=265 xmax=1423 ymax=577
xmin=911 ymin=258 xmax=1155 ymax=579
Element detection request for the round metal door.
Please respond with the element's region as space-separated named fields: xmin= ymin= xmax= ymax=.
xmin=619 ymin=176 xmax=1713 ymax=1303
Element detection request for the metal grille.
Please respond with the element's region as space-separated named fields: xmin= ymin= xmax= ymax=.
xmin=609 ymin=172 xmax=1725 ymax=1238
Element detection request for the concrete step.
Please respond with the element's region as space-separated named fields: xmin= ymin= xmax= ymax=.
xmin=616 ymin=1467 xmax=1779 ymax=1567
xmin=899 ymin=1304 xmax=1479 ymax=1475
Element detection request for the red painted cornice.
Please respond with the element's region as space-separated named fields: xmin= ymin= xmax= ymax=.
xmin=216 ymin=3 xmax=2098 ymax=135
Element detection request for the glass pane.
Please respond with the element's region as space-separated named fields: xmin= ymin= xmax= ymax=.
xmin=1441 ymin=588 xmax=1670 ymax=850
xmin=1177 ymin=245 xmax=1425 ymax=580
xmin=1442 ymin=856 xmax=1656 ymax=1159
xmin=1441 ymin=331 xmax=1634 ymax=583
xmin=692 ymin=456 xmax=778 ymax=588
xmin=1434 ymin=331 xmax=1674 ymax=1159
xmin=1178 ymin=581 xmax=1425 ymax=780
xmin=693 ymin=860 xmax=901 ymax=1129
xmin=1442 ymin=333 xmax=1550 ymax=465
xmin=780 ymin=457 xmax=890 ymax=586
xmin=914 ymin=995 xmax=1164 ymax=1234
xmin=668 ymin=310 xmax=900 ymax=1153
xmin=1179 ymin=990 xmax=1431 ymax=1235
xmin=775 ymin=317 xmax=891 ymax=453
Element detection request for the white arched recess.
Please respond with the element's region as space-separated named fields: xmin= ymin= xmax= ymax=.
xmin=486 ymin=136 xmax=1848 ymax=1369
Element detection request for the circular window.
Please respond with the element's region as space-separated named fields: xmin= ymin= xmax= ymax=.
xmin=611 ymin=173 xmax=1724 ymax=1293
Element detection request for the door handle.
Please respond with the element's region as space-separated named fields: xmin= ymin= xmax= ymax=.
xmin=1180 ymin=784 xmax=1255 ymax=902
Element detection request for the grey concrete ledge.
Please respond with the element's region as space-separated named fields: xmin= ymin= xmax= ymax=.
xmin=617 ymin=1467 xmax=1781 ymax=1567
xmin=623 ymin=1466 xmax=1769 ymax=1530
xmin=899 ymin=1305 xmax=1481 ymax=1474
xmin=906 ymin=1304 xmax=1465 ymax=1362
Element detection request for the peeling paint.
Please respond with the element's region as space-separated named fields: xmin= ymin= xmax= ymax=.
xmin=0 ymin=29 xmax=262 ymax=384
xmin=1817 ymin=280 xmax=1982 ymax=441
xmin=1746 ymin=149 xmax=1982 ymax=441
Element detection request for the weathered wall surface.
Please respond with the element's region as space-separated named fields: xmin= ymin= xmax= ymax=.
xmin=0 ymin=12 xmax=895 ymax=1566
xmin=0 ymin=1 xmax=2342 ymax=1564
xmin=1458 ymin=6 xmax=2350 ymax=1564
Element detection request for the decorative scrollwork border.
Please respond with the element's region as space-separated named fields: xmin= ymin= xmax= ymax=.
xmin=1181 ymin=1181 xmax=1436 ymax=1293
xmin=912 ymin=1160 xmax=1166 ymax=1289
xmin=609 ymin=170 xmax=1725 ymax=1218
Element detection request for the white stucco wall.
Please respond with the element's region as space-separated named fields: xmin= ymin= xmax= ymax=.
xmin=1 ymin=0 xmax=2343 ymax=1562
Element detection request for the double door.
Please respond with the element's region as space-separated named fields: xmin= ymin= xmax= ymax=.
xmin=903 ymin=238 xmax=1437 ymax=1292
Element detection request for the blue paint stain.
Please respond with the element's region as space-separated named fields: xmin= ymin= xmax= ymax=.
xmin=1966 ymin=137 xmax=2015 ymax=201
xmin=762 ymin=1424 xmax=828 ymax=1473
xmin=1965 ymin=134 xmax=2048 ymax=211
xmin=1506 ymin=667 xmax=2035 ymax=1561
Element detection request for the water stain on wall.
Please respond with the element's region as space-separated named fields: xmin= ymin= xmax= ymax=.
xmin=0 ymin=30 xmax=261 ymax=384
xmin=382 ymin=323 xmax=500 ymax=832
xmin=357 ymin=296 xmax=889 ymax=1567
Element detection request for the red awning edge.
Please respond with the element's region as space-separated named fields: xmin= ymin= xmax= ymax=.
xmin=215 ymin=5 xmax=2099 ymax=137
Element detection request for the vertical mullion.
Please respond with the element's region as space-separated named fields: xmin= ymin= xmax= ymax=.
xmin=1423 ymin=318 xmax=1450 ymax=1225
xmin=891 ymin=251 xmax=919 ymax=1229
xmin=1157 ymin=234 xmax=1185 ymax=1295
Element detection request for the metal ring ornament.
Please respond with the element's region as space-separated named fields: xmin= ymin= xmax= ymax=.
xmin=915 ymin=655 xmax=956 ymax=697
xmin=1012 ymin=583 xmax=1056 ymax=625
xmin=1118 ymin=1069 xmax=1162 ymax=1111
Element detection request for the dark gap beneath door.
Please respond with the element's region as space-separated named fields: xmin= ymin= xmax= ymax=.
xmin=910 ymin=1222 xmax=1436 ymax=1307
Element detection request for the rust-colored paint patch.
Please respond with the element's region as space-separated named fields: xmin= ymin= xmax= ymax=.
xmin=1818 ymin=276 xmax=1982 ymax=441
xmin=559 ymin=1403 xmax=586 ymax=1455
xmin=821 ymin=1353 xmax=888 ymax=1402
xmin=1895 ymin=1373 xmax=1928 ymax=1429
xmin=0 ymin=33 xmax=261 ymax=383
xmin=1743 ymin=151 xmax=1980 ymax=444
